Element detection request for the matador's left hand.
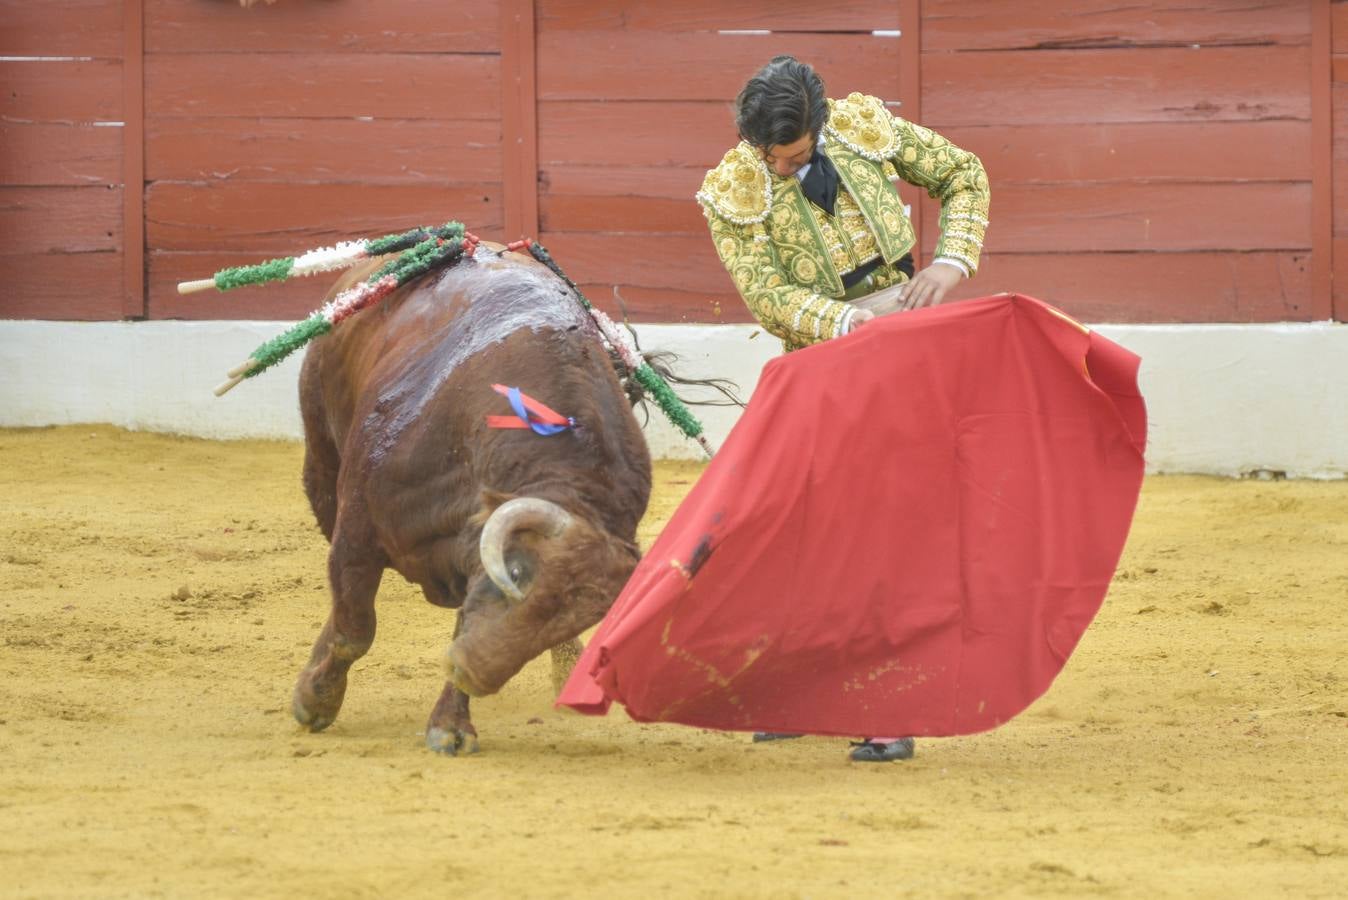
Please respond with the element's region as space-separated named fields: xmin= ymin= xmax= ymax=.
xmin=901 ymin=263 xmax=963 ymax=311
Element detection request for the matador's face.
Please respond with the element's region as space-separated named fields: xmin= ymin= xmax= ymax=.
xmin=757 ymin=133 xmax=815 ymax=178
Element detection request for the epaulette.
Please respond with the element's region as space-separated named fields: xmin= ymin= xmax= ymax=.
xmin=824 ymin=93 xmax=898 ymax=162
xmin=695 ymin=144 xmax=773 ymax=225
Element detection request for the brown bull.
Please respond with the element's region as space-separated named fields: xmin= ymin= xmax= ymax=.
xmin=291 ymin=242 xmax=652 ymax=754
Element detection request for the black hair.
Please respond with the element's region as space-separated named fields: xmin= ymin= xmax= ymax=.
xmin=734 ymin=55 xmax=827 ymax=149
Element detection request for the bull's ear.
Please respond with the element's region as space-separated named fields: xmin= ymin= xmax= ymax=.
xmin=469 ymin=489 xmax=517 ymax=527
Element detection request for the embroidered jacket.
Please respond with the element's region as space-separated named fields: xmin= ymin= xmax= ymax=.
xmin=697 ymin=93 xmax=990 ymax=351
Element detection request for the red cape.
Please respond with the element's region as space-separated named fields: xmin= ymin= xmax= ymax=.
xmin=559 ymin=294 xmax=1146 ymax=737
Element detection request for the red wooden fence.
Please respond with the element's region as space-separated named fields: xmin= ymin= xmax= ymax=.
xmin=930 ymin=0 xmax=1323 ymax=321
xmin=1 ymin=0 xmax=127 ymax=319
xmin=1 ymin=0 xmax=1343 ymax=324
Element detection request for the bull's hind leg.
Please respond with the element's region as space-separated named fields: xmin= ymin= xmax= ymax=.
xmin=426 ymin=614 xmax=478 ymax=755
xmin=293 ymin=531 xmax=385 ymax=732
xmin=300 ymin=410 xmax=341 ymax=543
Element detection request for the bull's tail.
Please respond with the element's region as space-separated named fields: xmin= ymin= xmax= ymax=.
xmin=608 ymin=289 xmax=745 ymax=424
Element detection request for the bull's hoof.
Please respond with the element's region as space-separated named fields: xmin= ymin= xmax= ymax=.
xmin=292 ymin=671 xmax=346 ymax=732
xmin=426 ymin=726 xmax=479 ymax=756
xmin=292 ymin=694 xmax=335 ymax=732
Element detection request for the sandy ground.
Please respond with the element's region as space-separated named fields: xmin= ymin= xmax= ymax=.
xmin=1 ymin=425 xmax=1345 ymax=898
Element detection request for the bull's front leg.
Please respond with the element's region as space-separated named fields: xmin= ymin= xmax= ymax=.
xmin=425 ymin=683 xmax=478 ymax=756
xmin=427 ymin=612 xmax=478 ymax=755
xmin=293 ymin=536 xmax=384 ymax=732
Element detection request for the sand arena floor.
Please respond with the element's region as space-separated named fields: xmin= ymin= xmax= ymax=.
xmin=1 ymin=425 xmax=1345 ymax=898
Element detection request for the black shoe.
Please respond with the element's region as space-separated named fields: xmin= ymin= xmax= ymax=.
xmin=848 ymin=737 xmax=916 ymax=762
xmin=752 ymin=732 xmax=804 ymax=743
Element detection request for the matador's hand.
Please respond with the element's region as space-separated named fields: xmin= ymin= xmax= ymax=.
xmin=901 ymin=263 xmax=963 ymax=310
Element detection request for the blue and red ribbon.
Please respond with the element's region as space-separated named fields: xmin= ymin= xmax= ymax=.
xmin=485 ymin=384 xmax=575 ymax=435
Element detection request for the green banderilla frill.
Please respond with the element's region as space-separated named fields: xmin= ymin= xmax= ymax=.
xmin=202 ymin=222 xmax=466 ymax=293
xmin=214 ymin=256 xmax=292 ymax=292
xmin=215 ymin=231 xmax=475 ymax=395
xmin=632 ymin=364 xmax=703 ymax=438
xmin=244 ymin=313 xmax=332 ymax=378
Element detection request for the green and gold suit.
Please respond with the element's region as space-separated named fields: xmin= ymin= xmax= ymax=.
xmin=697 ymin=93 xmax=990 ymax=352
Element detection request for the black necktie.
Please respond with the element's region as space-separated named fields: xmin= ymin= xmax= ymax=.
xmin=799 ymin=147 xmax=839 ymax=216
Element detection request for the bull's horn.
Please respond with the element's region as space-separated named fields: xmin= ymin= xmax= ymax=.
xmin=479 ymin=498 xmax=574 ymax=601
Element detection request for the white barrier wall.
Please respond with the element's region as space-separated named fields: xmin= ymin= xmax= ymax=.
xmin=1 ymin=320 xmax=1345 ymax=478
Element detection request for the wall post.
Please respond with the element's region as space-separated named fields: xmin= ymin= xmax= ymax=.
xmin=501 ymin=0 xmax=539 ymax=241
xmin=121 ymin=0 xmax=145 ymax=318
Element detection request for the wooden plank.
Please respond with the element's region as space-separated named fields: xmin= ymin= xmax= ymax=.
xmin=145 ymin=54 xmax=500 ymax=119
xmin=0 ymin=123 xmax=121 ymax=186
xmin=1334 ymin=56 xmax=1348 ymax=84
xmin=915 ymin=182 xmax=1312 ymax=254
xmin=536 ymin=233 xmax=732 ymax=296
xmin=544 ymin=104 xmax=1310 ymax=184
xmin=544 ymin=248 xmax=1313 ymax=325
xmin=542 ymin=164 xmax=710 ymax=200
xmin=539 ymin=101 xmax=735 ymax=167
xmin=555 ymin=252 xmax=1312 ymax=325
xmin=1313 ymin=0 xmax=1333 ymax=320
xmin=573 ymin=283 xmax=746 ymax=323
xmin=501 ymin=0 xmax=539 ymax=241
xmin=923 ymin=0 xmax=1310 ymax=51
xmin=532 ymin=124 xmax=1313 ymax=209
xmin=540 ymin=164 xmax=709 ymax=233
xmin=1 ymin=60 xmax=122 ymax=122
xmin=0 ymin=251 xmax=124 ymax=320
xmin=123 ymin=0 xmax=145 ymax=318
xmin=542 ymin=193 xmax=706 ymax=234
xmin=145 ymin=0 xmax=500 ymax=54
xmin=940 ymin=251 xmax=1312 ymax=323
xmin=939 ymin=121 xmax=1311 ymax=185
xmin=145 ymin=182 xmax=503 ymax=252
xmin=537 ymin=0 xmax=897 ymax=32
xmin=0 ymin=186 xmax=121 ymax=254
xmin=537 ymin=31 xmax=899 ymax=101
xmin=0 ymin=0 xmax=122 ymax=57
xmin=1334 ymin=1 xmax=1348 ymax=55
xmin=923 ymin=46 xmax=1310 ymax=127
xmin=146 ymin=118 xmax=501 ymax=183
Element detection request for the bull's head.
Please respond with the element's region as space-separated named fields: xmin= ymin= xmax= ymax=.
xmin=445 ymin=493 xmax=639 ymax=697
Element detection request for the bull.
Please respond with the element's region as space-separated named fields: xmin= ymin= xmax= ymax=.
xmin=291 ymin=242 xmax=653 ymax=754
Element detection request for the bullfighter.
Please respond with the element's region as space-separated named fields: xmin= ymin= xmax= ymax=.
xmin=696 ymin=55 xmax=992 ymax=761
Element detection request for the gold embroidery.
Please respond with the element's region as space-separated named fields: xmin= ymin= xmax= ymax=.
xmin=834 ymin=153 xmax=913 ymax=264
xmin=700 ymin=93 xmax=990 ymax=350
xmin=826 ymin=93 xmax=899 ymax=160
xmin=695 ymin=145 xmax=773 ymax=224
